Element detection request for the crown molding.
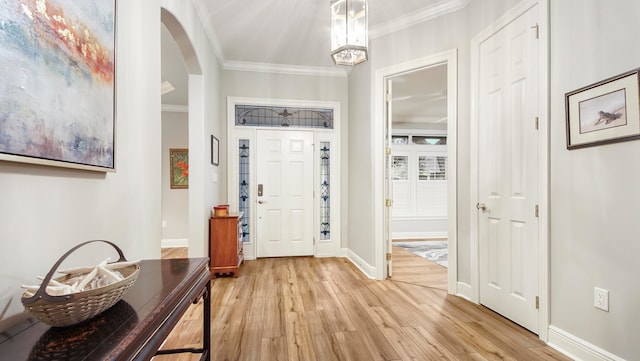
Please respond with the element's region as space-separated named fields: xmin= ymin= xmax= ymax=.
xmin=370 ymin=0 xmax=471 ymax=39
xmin=223 ymin=61 xmax=349 ymax=78
xmin=162 ymin=104 xmax=189 ymax=113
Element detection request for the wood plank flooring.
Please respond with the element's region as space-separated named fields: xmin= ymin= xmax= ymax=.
xmin=390 ymin=245 xmax=448 ymax=291
xmin=155 ymin=248 xmax=570 ymax=361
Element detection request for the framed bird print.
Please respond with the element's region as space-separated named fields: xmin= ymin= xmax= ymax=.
xmin=566 ymin=68 xmax=640 ymax=149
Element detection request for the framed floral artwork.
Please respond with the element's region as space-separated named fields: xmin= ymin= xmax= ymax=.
xmin=170 ymin=149 xmax=188 ymax=189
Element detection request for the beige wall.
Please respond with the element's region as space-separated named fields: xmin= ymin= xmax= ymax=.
xmin=161 ymin=111 xmax=189 ymax=241
xmin=549 ymin=0 xmax=640 ymax=358
xmin=0 ymin=0 xmax=222 ymax=330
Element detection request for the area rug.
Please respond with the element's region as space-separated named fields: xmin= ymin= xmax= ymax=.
xmin=393 ymin=240 xmax=448 ymax=268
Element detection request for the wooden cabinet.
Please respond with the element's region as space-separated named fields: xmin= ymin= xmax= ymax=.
xmin=209 ymin=213 xmax=243 ymax=278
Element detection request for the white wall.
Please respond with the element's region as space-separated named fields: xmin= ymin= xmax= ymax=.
xmin=221 ymin=70 xmax=349 ymax=247
xmin=0 ymin=0 xmax=221 ymax=330
xmin=161 ymin=112 xmax=189 ymax=241
xmin=549 ymin=0 xmax=640 ymax=359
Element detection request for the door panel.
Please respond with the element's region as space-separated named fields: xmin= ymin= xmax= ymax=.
xmin=478 ymin=4 xmax=539 ymax=333
xmin=257 ymin=130 xmax=314 ymax=257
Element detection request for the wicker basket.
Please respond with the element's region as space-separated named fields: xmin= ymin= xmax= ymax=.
xmin=21 ymin=240 xmax=140 ymax=328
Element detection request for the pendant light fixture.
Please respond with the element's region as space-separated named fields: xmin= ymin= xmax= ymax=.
xmin=330 ymin=0 xmax=368 ymax=66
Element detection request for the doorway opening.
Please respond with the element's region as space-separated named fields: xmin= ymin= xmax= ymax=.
xmin=375 ymin=49 xmax=458 ymax=293
xmin=160 ymin=23 xmax=189 ymax=255
xmin=387 ymin=64 xmax=450 ymax=291
xmin=160 ymin=9 xmax=206 ymax=259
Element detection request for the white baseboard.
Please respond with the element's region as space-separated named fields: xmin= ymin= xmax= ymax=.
xmin=161 ymin=238 xmax=188 ymax=248
xmin=455 ymin=282 xmax=474 ymax=302
xmin=548 ymin=325 xmax=626 ymax=361
xmin=392 ymin=231 xmax=448 ymax=240
xmin=342 ymin=248 xmax=376 ymax=279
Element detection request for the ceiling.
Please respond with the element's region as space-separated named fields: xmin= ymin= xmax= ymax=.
xmin=162 ymin=0 xmax=465 ymax=125
xmin=194 ymin=0 xmax=468 ymax=70
xmin=391 ymin=64 xmax=448 ymax=127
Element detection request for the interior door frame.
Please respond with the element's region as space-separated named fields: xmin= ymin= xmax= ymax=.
xmin=469 ymin=0 xmax=550 ymax=341
xmin=227 ymin=97 xmax=342 ymax=261
xmin=374 ymin=49 xmax=458 ymax=295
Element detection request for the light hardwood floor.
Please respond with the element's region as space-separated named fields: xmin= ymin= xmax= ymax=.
xmin=390 ymin=245 xmax=448 ymax=291
xmin=155 ymin=248 xmax=570 ymax=361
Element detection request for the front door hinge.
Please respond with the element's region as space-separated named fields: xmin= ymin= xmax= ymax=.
xmin=386 ymin=252 xmax=392 ymax=261
xmin=386 ymin=199 xmax=393 ymax=207
xmin=531 ymin=23 xmax=539 ymax=39
xmin=535 ymin=296 xmax=539 ymax=310
xmin=535 ymin=205 xmax=539 ymax=218
xmin=535 ymin=116 xmax=539 ymax=130
xmin=386 ymin=92 xmax=391 ymax=102
xmin=386 ymin=147 xmax=392 ymax=156
xmin=313 ymin=237 xmax=316 ymax=245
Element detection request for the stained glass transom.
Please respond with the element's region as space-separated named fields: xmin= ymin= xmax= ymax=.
xmin=239 ymin=140 xmax=250 ymax=242
xmin=320 ymin=142 xmax=330 ymax=240
xmin=235 ymin=105 xmax=333 ymax=129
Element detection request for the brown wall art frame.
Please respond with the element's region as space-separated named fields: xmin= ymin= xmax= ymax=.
xmin=566 ymin=68 xmax=640 ymax=149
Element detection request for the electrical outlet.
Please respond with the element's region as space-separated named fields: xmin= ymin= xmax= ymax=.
xmin=594 ymin=287 xmax=609 ymax=312
xmin=162 ymin=220 xmax=167 ymax=228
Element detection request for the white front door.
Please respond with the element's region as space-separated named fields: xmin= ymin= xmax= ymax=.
xmin=256 ymin=130 xmax=314 ymax=257
xmin=477 ymin=4 xmax=539 ymax=333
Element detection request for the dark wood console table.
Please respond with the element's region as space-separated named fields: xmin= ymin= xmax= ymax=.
xmin=0 ymin=258 xmax=211 ymax=361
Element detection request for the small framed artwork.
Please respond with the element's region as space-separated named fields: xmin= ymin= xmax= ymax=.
xmin=566 ymin=68 xmax=640 ymax=149
xmin=211 ymin=135 xmax=219 ymax=166
xmin=170 ymin=149 xmax=188 ymax=189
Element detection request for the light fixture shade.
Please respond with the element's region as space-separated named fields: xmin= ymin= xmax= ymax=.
xmin=330 ymin=0 xmax=368 ymax=66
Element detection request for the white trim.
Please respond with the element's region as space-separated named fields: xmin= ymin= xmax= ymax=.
xmin=392 ymin=231 xmax=448 ymax=240
xmin=161 ymin=238 xmax=189 ymax=248
xmin=374 ymin=49 xmax=458 ymax=293
xmin=470 ymin=0 xmax=550 ymax=340
xmin=537 ymin=0 xmax=551 ymax=343
xmin=162 ymin=104 xmax=189 ymax=113
xmin=392 ymin=216 xmax=448 ymax=221
xmin=370 ymin=0 xmax=471 ymax=39
xmin=456 ymin=282 xmax=473 ymax=301
xmin=227 ymin=97 xmax=341 ymax=260
xmin=548 ymin=326 xmax=626 ymax=361
xmin=343 ymin=249 xmax=376 ymax=279
xmin=223 ymin=61 xmax=348 ymax=78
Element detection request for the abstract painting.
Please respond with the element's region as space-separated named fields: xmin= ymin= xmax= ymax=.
xmin=0 ymin=0 xmax=116 ymax=171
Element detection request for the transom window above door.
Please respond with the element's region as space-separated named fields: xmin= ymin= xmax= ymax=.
xmin=235 ymin=105 xmax=334 ymax=129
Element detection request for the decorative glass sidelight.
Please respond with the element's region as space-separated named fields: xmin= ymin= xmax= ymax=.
xmin=239 ymin=140 xmax=250 ymax=242
xmin=320 ymin=142 xmax=331 ymax=240
xmin=235 ymin=105 xmax=333 ymax=129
